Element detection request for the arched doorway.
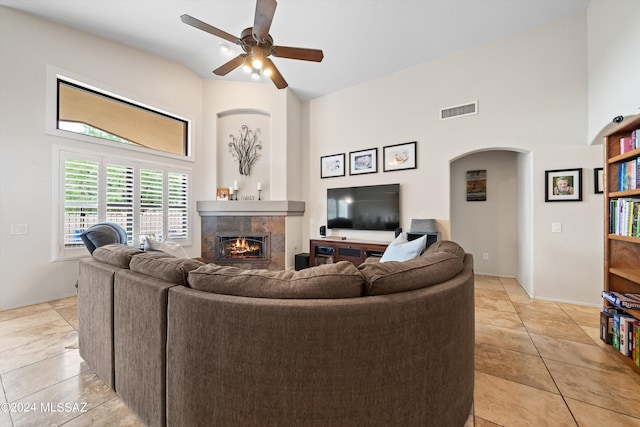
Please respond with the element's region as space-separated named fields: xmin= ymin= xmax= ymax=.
xmin=450 ymin=149 xmax=532 ymax=283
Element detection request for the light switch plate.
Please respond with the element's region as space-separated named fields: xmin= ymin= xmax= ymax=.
xmin=552 ymin=222 xmax=562 ymax=233
xmin=10 ymin=224 xmax=28 ymax=235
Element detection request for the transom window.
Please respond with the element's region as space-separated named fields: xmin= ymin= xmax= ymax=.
xmin=57 ymin=79 xmax=189 ymax=156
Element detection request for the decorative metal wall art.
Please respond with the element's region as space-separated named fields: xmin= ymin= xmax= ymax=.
xmin=229 ymin=125 xmax=262 ymax=176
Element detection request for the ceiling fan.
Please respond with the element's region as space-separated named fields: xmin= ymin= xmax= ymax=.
xmin=181 ymin=0 xmax=324 ymax=89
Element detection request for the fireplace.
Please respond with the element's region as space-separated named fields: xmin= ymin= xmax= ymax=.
xmin=198 ymin=200 xmax=306 ymax=270
xmin=215 ymin=232 xmax=269 ymax=263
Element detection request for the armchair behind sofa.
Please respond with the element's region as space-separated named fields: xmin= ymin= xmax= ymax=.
xmin=80 ymin=222 xmax=128 ymax=254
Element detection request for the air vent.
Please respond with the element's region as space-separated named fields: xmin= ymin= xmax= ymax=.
xmin=440 ymin=101 xmax=478 ymax=120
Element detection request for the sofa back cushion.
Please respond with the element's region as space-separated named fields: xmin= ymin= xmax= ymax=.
xmin=188 ymin=261 xmax=364 ymax=299
xmin=358 ymin=251 xmax=464 ymax=296
xmin=130 ymin=252 xmax=204 ymax=286
xmin=92 ymin=244 xmax=143 ymax=269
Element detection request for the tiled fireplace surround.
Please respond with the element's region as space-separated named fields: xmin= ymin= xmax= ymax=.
xmin=197 ymin=200 xmax=305 ymax=271
xmin=201 ymin=216 xmax=284 ymax=270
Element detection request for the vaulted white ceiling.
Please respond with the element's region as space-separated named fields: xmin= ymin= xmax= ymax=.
xmin=0 ymin=0 xmax=591 ymax=100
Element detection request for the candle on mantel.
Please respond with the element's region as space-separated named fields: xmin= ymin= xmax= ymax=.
xmin=257 ymin=182 xmax=262 ymax=191
xmin=234 ymin=180 xmax=238 ymax=190
xmin=229 ymin=187 xmax=234 ymax=195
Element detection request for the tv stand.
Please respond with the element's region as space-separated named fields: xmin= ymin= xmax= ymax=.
xmin=309 ymin=239 xmax=389 ymax=267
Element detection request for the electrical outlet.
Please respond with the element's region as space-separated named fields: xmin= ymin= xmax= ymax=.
xmin=483 ymin=253 xmax=489 ymax=260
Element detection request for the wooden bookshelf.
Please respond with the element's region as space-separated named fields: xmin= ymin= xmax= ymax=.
xmin=603 ymin=114 xmax=640 ymax=374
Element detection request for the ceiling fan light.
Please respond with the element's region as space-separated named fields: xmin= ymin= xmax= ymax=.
xmin=242 ymin=57 xmax=252 ymax=73
xmin=251 ymin=68 xmax=261 ymax=79
xmin=263 ymin=67 xmax=273 ymax=77
xmin=251 ymin=57 xmax=263 ymax=70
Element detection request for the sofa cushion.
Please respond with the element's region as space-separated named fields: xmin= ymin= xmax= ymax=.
xmin=144 ymin=238 xmax=190 ymax=258
xmin=130 ymin=252 xmax=204 ymax=286
xmin=380 ymin=233 xmax=427 ymax=263
xmin=424 ymin=240 xmax=466 ymax=260
xmin=92 ymin=244 xmax=143 ymax=269
xmin=359 ymin=251 xmax=464 ymax=296
xmin=188 ymin=261 xmax=364 ymax=299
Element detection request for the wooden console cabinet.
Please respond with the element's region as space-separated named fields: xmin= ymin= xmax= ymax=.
xmin=309 ymin=239 xmax=389 ymax=267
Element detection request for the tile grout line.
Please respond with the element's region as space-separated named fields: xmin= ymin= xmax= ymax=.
xmin=0 ymin=375 xmax=15 ymax=427
xmin=498 ymin=278 xmax=582 ymax=426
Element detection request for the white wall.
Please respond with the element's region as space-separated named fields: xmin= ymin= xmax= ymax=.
xmin=305 ymin=13 xmax=604 ymax=305
xmin=517 ymin=152 xmax=534 ymax=297
xmin=531 ymin=144 xmax=604 ymax=304
xmin=450 ymin=151 xmax=519 ymax=277
xmin=587 ymin=0 xmax=640 ymax=143
xmin=198 ymin=80 xmax=292 ymax=202
xmin=0 ymin=7 xmax=203 ymax=309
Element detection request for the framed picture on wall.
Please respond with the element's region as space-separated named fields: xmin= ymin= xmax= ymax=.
xmin=349 ymin=148 xmax=377 ymax=175
xmin=383 ymin=141 xmax=417 ymax=172
xmin=594 ymin=167 xmax=604 ymax=194
xmin=466 ymin=170 xmax=487 ymax=201
xmin=320 ymin=153 xmax=346 ymax=178
xmin=545 ymin=168 xmax=582 ymax=202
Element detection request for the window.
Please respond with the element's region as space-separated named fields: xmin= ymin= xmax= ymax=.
xmin=59 ymin=150 xmax=190 ymax=258
xmin=57 ymin=79 xmax=189 ymax=156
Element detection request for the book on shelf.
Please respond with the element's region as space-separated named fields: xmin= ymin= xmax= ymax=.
xmin=613 ymin=313 xmax=622 ymax=350
xmin=605 ymin=309 xmax=640 ymax=362
xmin=637 ymin=322 xmax=640 ymax=367
xmin=609 ymin=198 xmax=640 ymax=237
xmin=620 ymin=316 xmax=635 ymax=357
xmin=622 ymin=130 xmax=640 ymax=153
xmin=631 ymin=319 xmax=640 ymax=366
xmin=602 ymin=290 xmax=640 ymax=310
xmin=617 ymin=158 xmax=639 ymax=191
xmin=600 ymin=310 xmax=614 ymax=344
xmin=621 ymin=137 xmax=634 ymax=154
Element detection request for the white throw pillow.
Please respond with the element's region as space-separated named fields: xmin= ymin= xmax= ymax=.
xmin=145 ymin=238 xmax=190 ymax=258
xmin=380 ymin=233 xmax=427 ymax=263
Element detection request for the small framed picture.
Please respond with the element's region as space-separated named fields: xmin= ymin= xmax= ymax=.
xmin=594 ymin=167 xmax=604 ymax=194
xmin=383 ymin=141 xmax=417 ymax=172
xmin=216 ymin=187 xmax=230 ymax=200
xmin=349 ymin=148 xmax=377 ymax=175
xmin=466 ymin=170 xmax=487 ymax=201
xmin=545 ymin=168 xmax=582 ymax=202
xmin=321 ymin=153 xmax=346 ymax=178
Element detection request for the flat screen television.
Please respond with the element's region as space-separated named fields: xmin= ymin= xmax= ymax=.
xmin=327 ymin=184 xmax=400 ymax=231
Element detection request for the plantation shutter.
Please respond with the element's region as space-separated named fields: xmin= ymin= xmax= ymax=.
xmin=64 ymin=158 xmax=99 ymax=247
xmin=106 ymin=164 xmax=134 ymax=243
xmin=140 ymin=168 xmax=164 ymax=238
xmin=168 ymin=172 xmax=189 ymax=239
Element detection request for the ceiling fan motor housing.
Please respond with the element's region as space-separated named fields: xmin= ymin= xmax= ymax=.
xmin=241 ymin=27 xmax=274 ymax=55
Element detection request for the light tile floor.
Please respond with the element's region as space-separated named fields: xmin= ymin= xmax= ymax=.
xmin=0 ymin=275 xmax=639 ymax=426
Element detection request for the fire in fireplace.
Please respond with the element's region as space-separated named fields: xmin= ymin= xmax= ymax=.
xmin=216 ymin=233 xmax=269 ymax=263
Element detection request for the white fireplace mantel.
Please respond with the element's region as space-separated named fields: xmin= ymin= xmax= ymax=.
xmin=196 ymin=200 xmax=305 ymax=217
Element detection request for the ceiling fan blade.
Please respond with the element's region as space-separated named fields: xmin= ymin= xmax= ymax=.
xmin=272 ymin=46 xmax=324 ymax=62
xmin=213 ymin=54 xmax=248 ymax=76
xmin=253 ymin=0 xmax=277 ymax=43
xmin=180 ymin=14 xmax=240 ymax=44
xmin=264 ymin=58 xmax=288 ymax=89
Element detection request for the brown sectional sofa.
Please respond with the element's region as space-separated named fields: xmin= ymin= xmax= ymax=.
xmin=78 ymin=241 xmax=474 ymax=427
